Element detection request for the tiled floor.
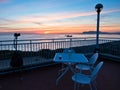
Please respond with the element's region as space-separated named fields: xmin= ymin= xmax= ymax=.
xmin=0 ymin=59 xmax=120 ymax=90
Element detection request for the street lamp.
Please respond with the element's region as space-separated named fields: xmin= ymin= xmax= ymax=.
xmin=14 ymin=33 xmax=20 ymax=51
xmin=11 ymin=33 xmax=23 ymax=68
xmin=95 ymin=3 xmax=103 ymax=52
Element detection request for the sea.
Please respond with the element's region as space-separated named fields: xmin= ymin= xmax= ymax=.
xmin=0 ymin=33 xmax=120 ymax=51
xmin=0 ymin=33 xmax=120 ymax=41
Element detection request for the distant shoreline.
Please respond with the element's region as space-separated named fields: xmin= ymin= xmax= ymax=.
xmin=82 ymin=31 xmax=120 ymax=35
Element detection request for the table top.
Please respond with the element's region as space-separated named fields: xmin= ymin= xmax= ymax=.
xmin=53 ymin=53 xmax=88 ymax=63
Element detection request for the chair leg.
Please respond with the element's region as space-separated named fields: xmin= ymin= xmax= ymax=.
xmin=94 ymin=80 xmax=97 ymax=86
xmin=77 ymin=83 xmax=80 ymax=89
xmin=80 ymin=69 xmax=82 ymax=73
xmin=89 ymin=83 xmax=92 ymax=90
xmin=90 ymin=69 xmax=92 ymax=74
xmin=74 ymin=82 xmax=77 ymax=90
xmin=93 ymin=80 xmax=97 ymax=90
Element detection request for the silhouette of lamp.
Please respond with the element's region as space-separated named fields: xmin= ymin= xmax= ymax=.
xmin=95 ymin=3 xmax=103 ymax=52
xmin=14 ymin=33 xmax=20 ymax=51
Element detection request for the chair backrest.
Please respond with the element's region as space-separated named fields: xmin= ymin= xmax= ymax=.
xmin=63 ymin=48 xmax=75 ymax=53
xmin=91 ymin=61 xmax=103 ymax=79
xmin=89 ymin=53 xmax=98 ymax=65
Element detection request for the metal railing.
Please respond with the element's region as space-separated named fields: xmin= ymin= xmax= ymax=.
xmin=0 ymin=37 xmax=120 ymax=71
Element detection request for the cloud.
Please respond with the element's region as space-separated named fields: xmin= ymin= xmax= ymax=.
xmin=0 ymin=18 xmax=15 ymax=23
xmin=17 ymin=8 xmax=120 ymax=24
xmin=32 ymin=22 xmax=43 ymax=25
xmin=0 ymin=8 xmax=120 ymax=34
xmin=1 ymin=9 xmax=120 ymax=25
xmin=16 ymin=11 xmax=95 ymax=24
xmin=0 ymin=26 xmax=44 ymax=33
xmin=103 ymin=9 xmax=120 ymax=14
xmin=0 ymin=0 xmax=59 ymax=14
xmin=0 ymin=8 xmax=115 ymax=26
xmin=0 ymin=0 xmax=9 ymax=3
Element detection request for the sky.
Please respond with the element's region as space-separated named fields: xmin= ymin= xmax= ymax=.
xmin=0 ymin=0 xmax=120 ymax=34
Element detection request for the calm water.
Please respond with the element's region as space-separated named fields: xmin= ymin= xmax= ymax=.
xmin=0 ymin=33 xmax=120 ymax=51
xmin=0 ymin=33 xmax=120 ymax=41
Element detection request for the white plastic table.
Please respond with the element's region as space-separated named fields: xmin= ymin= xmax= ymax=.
xmin=53 ymin=53 xmax=88 ymax=85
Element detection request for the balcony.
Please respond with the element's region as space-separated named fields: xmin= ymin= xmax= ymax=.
xmin=0 ymin=37 xmax=120 ymax=90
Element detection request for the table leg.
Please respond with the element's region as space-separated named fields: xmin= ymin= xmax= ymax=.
xmin=68 ymin=63 xmax=76 ymax=74
xmin=56 ymin=67 xmax=69 ymax=85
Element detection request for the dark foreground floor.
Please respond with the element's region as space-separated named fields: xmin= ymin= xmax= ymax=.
xmin=0 ymin=60 xmax=120 ymax=90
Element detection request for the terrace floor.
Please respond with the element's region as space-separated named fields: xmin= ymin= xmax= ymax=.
xmin=0 ymin=59 xmax=120 ymax=90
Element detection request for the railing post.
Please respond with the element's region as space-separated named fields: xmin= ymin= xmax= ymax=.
xmin=70 ymin=38 xmax=72 ymax=48
xmin=52 ymin=39 xmax=55 ymax=50
xmin=30 ymin=40 xmax=32 ymax=57
xmin=0 ymin=41 xmax=2 ymax=50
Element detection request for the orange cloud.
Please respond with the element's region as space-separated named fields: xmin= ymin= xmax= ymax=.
xmin=101 ymin=25 xmax=120 ymax=32
xmin=34 ymin=24 xmax=96 ymax=34
xmin=18 ymin=12 xmax=95 ymax=23
xmin=0 ymin=23 xmax=119 ymax=34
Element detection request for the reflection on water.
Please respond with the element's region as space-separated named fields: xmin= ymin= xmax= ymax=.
xmin=0 ymin=33 xmax=120 ymax=41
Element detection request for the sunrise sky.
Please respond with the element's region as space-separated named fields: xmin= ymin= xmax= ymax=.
xmin=0 ymin=0 xmax=120 ymax=34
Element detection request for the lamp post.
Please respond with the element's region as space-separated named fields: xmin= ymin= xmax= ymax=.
xmin=95 ymin=3 xmax=103 ymax=52
xmin=14 ymin=33 xmax=20 ymax=51
xmin=11 ymin=33 xmax=23 ymax=68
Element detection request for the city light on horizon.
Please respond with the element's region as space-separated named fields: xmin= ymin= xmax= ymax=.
xmin=0 ymin=0 xmax=120 ymax=34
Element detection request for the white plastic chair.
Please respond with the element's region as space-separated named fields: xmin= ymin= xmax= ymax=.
xmin=63 ymin=48 xmax=75 ymax=53
xmin=72 ymin=61 xmax=103 ymax=90
xmin=76 ymin=53 xmax=98 ymax=73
